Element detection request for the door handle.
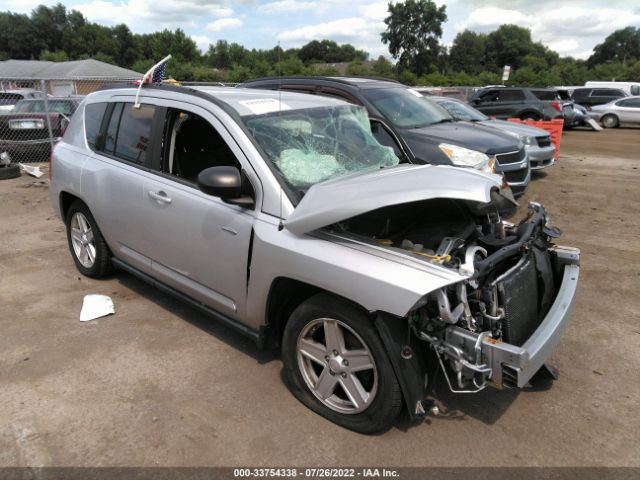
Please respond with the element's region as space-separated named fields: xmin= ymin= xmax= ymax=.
xmin=148 ymin=190 xmax=172 ymax=204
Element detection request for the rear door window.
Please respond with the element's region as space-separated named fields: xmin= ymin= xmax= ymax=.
xmin=531 ymin=90 xmax=557 ymax=101
xmin=497 ymin=89 xmax=526 ymax=102
xmin=113 ymin=103 xmax=156 ymax=166
xmin=618 ymin=98 xmax=640 ymax=108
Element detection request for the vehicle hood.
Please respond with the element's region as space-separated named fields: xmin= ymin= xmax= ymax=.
xmin=284 ymin=164 xmax=501 ymax=235
xmin=398 ymin=121 xmax=519 ymax=155
xmin=478 ymin=119 xmax=549 ymax=138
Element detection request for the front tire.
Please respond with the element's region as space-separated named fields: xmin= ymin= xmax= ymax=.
xmin=282 ymin=293 xmax=402 ymax=434
xmin=601 ymin=114 xmax=619 ymax=128
xmin=65 ymin=200 xmax=113 ymax=278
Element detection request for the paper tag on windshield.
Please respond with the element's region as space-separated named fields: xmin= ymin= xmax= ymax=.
xmin=406 ymin=88 xmax=423 ymax=97
xmin=239 ymin=98 xmax=291 ymax=115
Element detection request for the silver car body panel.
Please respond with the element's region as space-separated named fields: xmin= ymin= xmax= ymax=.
xmin=589 ymin=96 xmax=640 ymax=126
xmin=284 ymin=164 xmax=501 ymax=235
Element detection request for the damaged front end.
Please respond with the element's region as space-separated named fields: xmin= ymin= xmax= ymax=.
xmin=410 ymin=202 xmax=580 ymax=392
xmin=329 ymin=199 xmax=579 ymax=419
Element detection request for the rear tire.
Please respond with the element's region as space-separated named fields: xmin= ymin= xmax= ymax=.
xmin=601 ymin=114 xmax=619 ymax=128
xmin=65 ymin=200 xmax=113 ymax=278
xmin=520 ymin=113 xmax=540 ymax=121
xmin=282 ymin=293 xmax=402 ymax=434
xmin=0 ymin=163 xmax=20 ymax=180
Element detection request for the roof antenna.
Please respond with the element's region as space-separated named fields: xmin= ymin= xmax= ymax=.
xmin=134 ymin=54 xmax=171 ymax=108
xmin=277 ymin=41 xmax=285 ymax=232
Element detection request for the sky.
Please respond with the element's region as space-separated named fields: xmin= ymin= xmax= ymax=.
xmin=3 ymin=0 xmax=640 ymax=60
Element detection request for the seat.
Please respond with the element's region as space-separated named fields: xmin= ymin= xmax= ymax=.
xmin=174 ymin=117 xmax=238 ymax=182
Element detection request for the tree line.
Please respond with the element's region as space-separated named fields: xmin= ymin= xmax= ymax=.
xmin=0 ymin=2 xmax=639 ymax=86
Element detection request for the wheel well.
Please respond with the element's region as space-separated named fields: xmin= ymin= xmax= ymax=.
xmin=59 ymin=191 xmax=80 ymax=220
xmin=519 ymin=110 xmax=541 ymax=119
xmin=262 ymin=278 xmax=368 ymax=350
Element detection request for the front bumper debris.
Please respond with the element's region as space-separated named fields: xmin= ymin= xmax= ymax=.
xmin=444 ymin=245 xmax=580 ymax=388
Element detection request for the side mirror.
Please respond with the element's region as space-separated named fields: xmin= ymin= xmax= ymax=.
xmin=197 ymin=166 xmax=242 ymax=198
xmin=197 ymin=166 xmax=254 ymax=207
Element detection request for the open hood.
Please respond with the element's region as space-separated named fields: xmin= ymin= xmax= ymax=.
xmin=284 ymin=164 xmax=502 ymax=235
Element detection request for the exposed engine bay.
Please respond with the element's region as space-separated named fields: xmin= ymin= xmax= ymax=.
xmin=328 ymin=197 xmax=568 ymax=393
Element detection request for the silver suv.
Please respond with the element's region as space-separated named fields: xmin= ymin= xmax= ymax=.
xmin=50 ymin=84 xmax=580 ymax=433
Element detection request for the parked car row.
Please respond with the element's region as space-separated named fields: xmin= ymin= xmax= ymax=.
xmin=243 ymin=77 xmax=532 ymax=196
xmin=48 ymin=80 xmax=580 ymax=433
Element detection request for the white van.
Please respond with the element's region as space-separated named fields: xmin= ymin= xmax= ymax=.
xmin=585 ymin=81 xmax=640 ymax=96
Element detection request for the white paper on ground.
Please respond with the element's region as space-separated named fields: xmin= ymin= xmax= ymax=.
xmin=586 ymin=118 xmax=603 ymax=131
xmin=18 ymin=163 xmax=44 ymax=178
xmin=80 ymin=294 xmax=115 ymax=322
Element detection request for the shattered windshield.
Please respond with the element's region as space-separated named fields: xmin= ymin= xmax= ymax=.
xmin=243 ymin=105 xmax=399 ymax=191
xmin=363 ymin=87 xmax=453 ymax=128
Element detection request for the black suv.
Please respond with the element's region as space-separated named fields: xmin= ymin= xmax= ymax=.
xmin=571 ymin=87 xmax=627 ymax=107
xmin=469 ymin=87 xmax=564 ymax=121
xmin=242 ymin=76 xmax=530 ymax=196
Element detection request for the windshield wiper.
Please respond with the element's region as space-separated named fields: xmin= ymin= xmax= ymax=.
xmin=431 ymin=118 xmax=454 ymax=125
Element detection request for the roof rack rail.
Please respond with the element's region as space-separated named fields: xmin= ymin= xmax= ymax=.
xmin=243 ymin=75 xmax=402 ymax=86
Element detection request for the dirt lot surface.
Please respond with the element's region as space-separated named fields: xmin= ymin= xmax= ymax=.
xmin=1 ymin=127 xmax=639 ymax=468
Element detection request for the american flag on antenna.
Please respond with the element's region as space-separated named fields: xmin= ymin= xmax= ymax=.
xmin=149 ymin=59 xmax=168 ymax=83
xmin=134 ymin=54 xmax=172 ymax=108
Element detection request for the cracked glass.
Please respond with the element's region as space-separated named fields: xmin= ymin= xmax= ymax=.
xmin=243 ymin=105 xmax=399 ymax=191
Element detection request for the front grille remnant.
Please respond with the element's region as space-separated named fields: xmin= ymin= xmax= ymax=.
xmin=496 ymin=148 xmax=526 ymax=166
xmin=497 ymin=254 xmax=540 ymax=347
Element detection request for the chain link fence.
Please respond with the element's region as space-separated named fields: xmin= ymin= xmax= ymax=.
xmin=0 ymin=76 xmax=141 ymax=164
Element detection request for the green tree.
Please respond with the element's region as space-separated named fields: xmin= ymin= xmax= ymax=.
xmin=0 ymin=12 xmax=41 ymax=58
xmin=381 ymin=0 xmax=447 ymax=76
xmin=299 ymin=40 xmax=368 ymax=64
xmin=39 ymin=49 xmax=69 ymax=61
xmin=397 ymin=70 xmax=418 ymax=85
xmin=588 ymin=27 xmax=640 ymax=67
xmin=486 ymin=24 xmax=536 ymax=70
xmin=449 ymin=30 xmax=487 ymax=75
xmin=345 ymin=61 xmax=370 ymax=76
xmin=371 ymin=56 xmax=395 ymax=77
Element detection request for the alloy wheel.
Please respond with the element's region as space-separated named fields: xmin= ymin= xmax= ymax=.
xmin=70 ymin=212 xmax=96 ymax=268
xmin=296 ymin=318 xmax=378 ymax=414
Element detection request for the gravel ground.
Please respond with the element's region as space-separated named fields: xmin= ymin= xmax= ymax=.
xmin=0 ymin=127 xmax=639 ymax=467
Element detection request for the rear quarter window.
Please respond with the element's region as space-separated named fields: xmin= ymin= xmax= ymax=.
xmin=84 ymin=102 xmax=108 ymax=151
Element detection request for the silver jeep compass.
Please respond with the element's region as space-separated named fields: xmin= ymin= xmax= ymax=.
xmin=50 ymin=84 xmax=580 ymax=433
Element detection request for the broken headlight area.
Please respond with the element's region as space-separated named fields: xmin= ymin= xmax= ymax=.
xmin=330 ymin=198 xmax=570 ymax=394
